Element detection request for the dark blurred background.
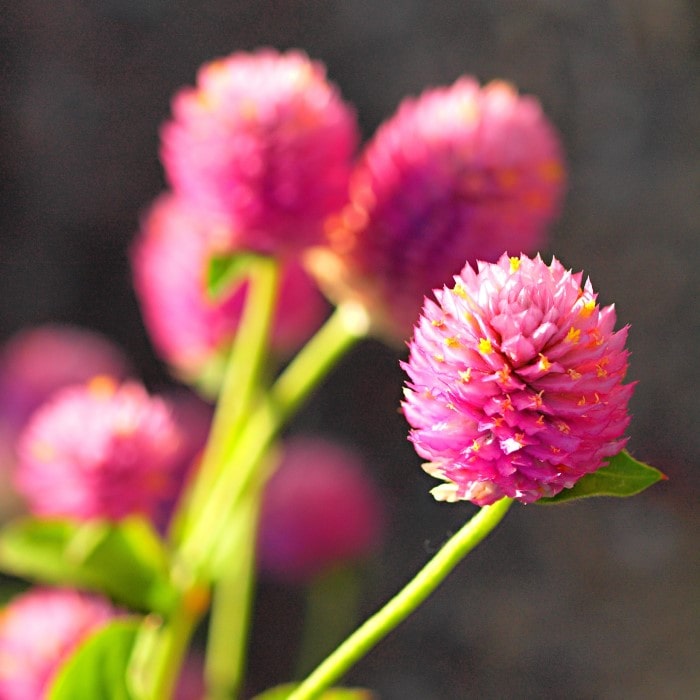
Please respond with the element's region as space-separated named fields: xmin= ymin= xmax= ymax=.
xmin=1 ymin=2 xmax=698 ymax=698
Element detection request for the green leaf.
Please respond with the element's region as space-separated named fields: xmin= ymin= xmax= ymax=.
xmin=47 ymin=619 xmax=139 ymax=700
xmin=537 ymin=450 xmax=666 ymax=505
xmin=207 ymin=253 xmax=261 ymax=299
xmin=252 ymin=685 xmax=375 ymax=700
xmin=0 ymin=517 xmax=176 ymax=614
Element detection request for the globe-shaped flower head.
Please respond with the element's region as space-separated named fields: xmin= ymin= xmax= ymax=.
xmin=15 ymin=378 xmax=182 ymax=521
xmin=402 ymin=254 xmax=633 ymax=505
xmin=161 ymin=49 xmax=359 ymax=254
xmin=313 ymin=78 xmax=565 ymax=341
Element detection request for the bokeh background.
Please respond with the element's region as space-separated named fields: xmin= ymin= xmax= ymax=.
xmin=1 ymin=1 xmax=698 ymax=698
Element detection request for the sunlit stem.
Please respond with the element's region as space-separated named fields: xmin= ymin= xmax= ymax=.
xmin=174 ymin=255 xmax=280 ymax=544
xmin=204 ymin=481 xmax=264 ymax=700
xmin=288 ymin=497 xmax=514 ymax=700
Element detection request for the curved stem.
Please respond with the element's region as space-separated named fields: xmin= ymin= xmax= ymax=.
xmin=288 ymin=497 xmax=514 ymax=700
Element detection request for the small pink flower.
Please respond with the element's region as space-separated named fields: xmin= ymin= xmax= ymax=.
xmin=313 ymin=78 xmax=565 ymax=341
xmin=402 ymin=254 xmax=633 ymax=505
xmin=258 ymin=437 xmax=384 ymax=582
xmin=15 ymin=378 xmax=182 ymax=521
xmin=131 ymin=194 xmax=328 ymax=383
xmin=160 ymin=48 xmax=358 ymax=254
xmin=0 ymin=587 xmax=116 ymax=699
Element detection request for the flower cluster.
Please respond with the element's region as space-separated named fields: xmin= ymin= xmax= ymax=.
xmin=0 ymin=43 xmax=655 ymax=700
xmin=402 ymin=254 xmax=633 ymax=505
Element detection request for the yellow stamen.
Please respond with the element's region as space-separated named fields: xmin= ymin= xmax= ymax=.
xmin=509 ymin=256 xmax=521 ymax=272
xmin=452 ymin=283 xmax=467 ymax=299
xmin=458 ymin=368 xmax=472 ymax=383
xmin=478 ymin=338 xmax=493 ymax=354
xmin=444 ymin=336 xmax=461 ymax=348
xmin=567 ymin=368 xmax=582 ymax=380
xmin=538 ymin=353 xmax=551 ymax=371
xmin=580 ymin=299 xmax=596 ymax=318
xmin=565 ymin=327 xmax=581 ymax=344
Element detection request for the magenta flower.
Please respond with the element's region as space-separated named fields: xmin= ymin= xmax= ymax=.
xmin=0 ymin=588 xmax=116 ymax=699
xmin=257 ymin=437 xmax=384 ymax=582
xmin=160 ymin=48 xmax=358 ymax=254
xmin=15 ymin=378 xmax=182 ymax=521
xmin=402 ymin=254 xmax=634 ymax=505
xmin=313 ymin=78 xmax=565 ymax=341
xmin=131 ymin=194 xmax=328 ymax=383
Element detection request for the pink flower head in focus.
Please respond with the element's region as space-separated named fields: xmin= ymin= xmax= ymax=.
xmin=131 ymin=194 xmax=327 ymax=384
xmin=15 ymin=378 xmax=182 ymax=521
xmin=402 ymin=254 xmax=633 ymax=505
xmin=258 ymin=437 xmax=384 ymax=583
xmin=0 ymin=587 xmax=116 ymax=699
xmin=312 ymin=78 xmax=565 ymax=341
xmin=160 ymin=48 xmax=359 ymax=254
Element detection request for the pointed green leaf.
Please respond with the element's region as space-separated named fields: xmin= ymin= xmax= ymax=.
xmin=207 ymin=253 xmax=261 ymax=299
xmin=252 ymin=685 xmax=375 ymax=700
xmin=0 ymin=517 xmax=176 ymax=614
xmin=537 ymin=450 xmax=666 ymax=505
xmin=47 ymin=619 xmax=140 ymax=700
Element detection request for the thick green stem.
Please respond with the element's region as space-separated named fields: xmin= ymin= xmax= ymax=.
xmin=204 ymin=483 xmax=263 ymax=700
xmin=174 ymin=256 xmax=280 ymax=544
xmin=288 ymin=497 xmax=514 ymax=700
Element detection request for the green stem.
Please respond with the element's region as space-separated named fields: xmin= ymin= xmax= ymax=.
xmin=174 ymin=256 xmax=280 ymax=544
xmin=288 ymin=497 xmax=514 ymax=700
xmin=181 ymin=302 xmax=370 ymax=576
xmin=204 ymin=483 xmax=263 ymax=700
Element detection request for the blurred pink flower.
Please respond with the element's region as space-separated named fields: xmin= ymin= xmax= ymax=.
xmin=257 ymin=437 xmax=384 ymax=583
xmin=160 ymin=49 xmax=358 ymax=254
xmin=0 ymin=324 xmax=130 ymax=433
xmin=0 ymin=587 xmax=116 ymax=699
xmin=15 ymin=378 xmax=182 ymax=521
xmin=402 ymin=254 xmax=633 ymax=505
xmin=131 ymin=194 xmax=328 ymax=384
xmin=311 ymin=78 xmax=565 ymax=341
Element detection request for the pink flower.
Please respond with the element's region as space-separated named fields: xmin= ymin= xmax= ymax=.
xmin=0 ymin=587 xmax=116 ymax=699
xmin=312 ymin=78 xmax=565 ymax=341
xmin=15 ymin=378 xmax=182 ymax=521
xmin=402 ymin=254 xmax=633 ymax=505
xmin=131 ymin=194 xmax=328 ymax=383
xmin=257 ymin=437 xmax=384 ymax=582
xmin=160 ymin=49 xmax=358 ymax=254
